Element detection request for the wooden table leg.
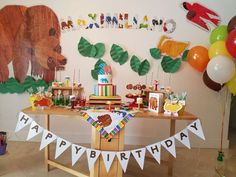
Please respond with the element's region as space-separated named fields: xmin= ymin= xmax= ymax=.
xmin=44 ymin=114 xmax=50 ymax=171
xmin=168 ymin=119 xmax=176 ymax=176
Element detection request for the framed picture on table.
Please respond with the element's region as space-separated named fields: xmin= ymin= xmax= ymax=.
xmin=148 ymin=92 xmax=164 ymax=113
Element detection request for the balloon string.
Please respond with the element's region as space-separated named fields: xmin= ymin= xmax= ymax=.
xmin=220 ymin=88 xmax=229 ymax=152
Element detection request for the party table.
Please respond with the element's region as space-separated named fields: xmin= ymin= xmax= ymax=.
xmin=22 ymin=106 xmax=197 ymax=177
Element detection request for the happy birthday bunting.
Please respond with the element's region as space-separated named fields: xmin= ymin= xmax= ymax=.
xmin=15 ymin=112 xmax=33 ymax=132
xmin=117 ymin=151 xmax=131 ymax=172
xmin=86 ymin=149 xmax=101 ymax=171
xmin=131 ymin=148 xmax=146 ymax=170
xmin=175 ymin=129 xmax=191 ymax=149
xmin=55 ymin=137 xmax=71 ymax=159
xmin=161 ymin=137 xmax=176 ymax=158
xmin=27 ymin=121 xmax=43 ymax=140
xmin=187 ymin=119 xmax=205 ymax=140
xmin=101 ymin=151 xmax=116 ymax=172
xmin=39 ymin=130 xmax=57 ymax=150
xmin=146 ymin=142 xmax=161 ymax=164
xmin=15 ymin=112 xmax=206 ymax=173
xmin=71 ymin=144 xmax=86 ymax=166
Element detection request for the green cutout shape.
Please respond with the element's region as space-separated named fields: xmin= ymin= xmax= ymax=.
xmin=94 ymin=43 xmax=105 ymax=58
xmin=118 ymin=51 xmax=128 ymax=65
xmin=0 ymin=76 xmax=49 ymax=94
xmin=150 ymin=48 xmax=161 ymax=59
xmin=161 ymin=56 xmax=181 ymax=73
xmin=130 ymin=55 xmax=150 ymax=76
xmin=78 ymin=37 xmax=105 ymax=58
xmin=138 ymin=59 xmax=150 ymax=76
xmin=91 ymin=59 xmax=107 ymax=80
xmin=78 ymin=37 xmax=93 ymax=57
xmin=182 ymin=50 xmax=189 ymax=61
xmin=130 ymin=55 xmax=141 ymax=72
xmin=110 ymin=44 xmax=128 ymax=65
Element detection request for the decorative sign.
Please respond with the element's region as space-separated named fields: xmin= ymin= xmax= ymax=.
xmin=60 ymin=13 xmax=176 ymax=33
xmin=80 ymin=110 xmax=134 ymax=139
xmin=15 ymin=112 xmax=205 ymax=173
xmin=182 ymin=2 xmax=220 ymax=32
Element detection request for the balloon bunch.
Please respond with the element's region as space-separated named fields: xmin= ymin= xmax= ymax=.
xmin=187 ymin=16 xmax=236 ymax=94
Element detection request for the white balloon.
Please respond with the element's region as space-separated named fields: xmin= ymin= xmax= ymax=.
xmin=207 ymin=55 xmax=235 ymax=84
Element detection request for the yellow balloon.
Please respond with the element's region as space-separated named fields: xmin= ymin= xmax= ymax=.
xmin=208 ymin=41 xmax=233 ymax=59
xmin=227 ymin=70 xmax=236 ymax=95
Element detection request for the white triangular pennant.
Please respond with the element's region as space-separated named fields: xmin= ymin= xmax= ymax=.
xmin=39 ymin=130 xmax=57 ymax=150
xmin=116 ymin=151 xmax=131 ymax=173
xmin=71 ymin=144 xmax=86 ymax=166
xmin=15 ymin=112 xmax=33 ymax=132
xmin=146 ymin=142 xmax=161 ymax=164
xmin=55 ymin=137 xmax=71 ymax=159
xmin=175 ymin=129 xmax=191 ymax=149
xmin=187 ymin=119 xmax=205 ymax=140
xmin=101 ymin=151 xmax=116 ymax=172
xmin=131 ymin=148 xmax=146 ymax=170
xmin=86 ymin=149 xmax=101 ymax=171
xmin=161 ymin=137 xmax=176 ymax=158
xmin=27 ymin=121 xmax=43 ymax=140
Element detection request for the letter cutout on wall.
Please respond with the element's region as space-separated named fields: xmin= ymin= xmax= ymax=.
xmin=39 ymin=130 xmax=57 ymax=150
xmin=27 ymin=121 xmax=43 ymax=140
xmin=131 ymin=148 xmax=146 ymax=170
xmin=86 ymin=149 xmax=101 ymax=170
xmin=55 ymin=137 xmax=71 ymax=159
xmin=15 ymin=112 xmax=33 ymax=132
xmin=101 ymin=151 xmax=116 ymax=172
xmin=71 ymin=144 xmax=86 ymax=166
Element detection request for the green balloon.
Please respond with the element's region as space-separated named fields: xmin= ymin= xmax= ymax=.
xmin=210 ymin=25 xmax=228 ymax=44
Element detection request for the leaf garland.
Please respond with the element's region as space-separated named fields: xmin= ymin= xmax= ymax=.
xmin=91 ymin=59 xmax=107 ymax=80
xmin=78 ymin=37 xmax=105 ymax=58
xmin=161 ymin=56 xmax=181 ymax=73
xmin=0 ymin=76 xmax=49 ymax=94
xmin=110 ymin=44 xmax=129 ymax=65
xmin=150 ymin=48 xmax=161 ymax=59
xmin=182 ymin=50 xmax=189 ymax=61
xmin=130 ymin=55 xmax=150 ymax=76
xmin=150 ymin=46 xmax=186 ymax=73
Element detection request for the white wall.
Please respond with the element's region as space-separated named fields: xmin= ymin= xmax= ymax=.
xmin=0 ymin=0 xmax=235 ymax=148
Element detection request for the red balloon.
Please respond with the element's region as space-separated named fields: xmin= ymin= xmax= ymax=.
xmin=226 ymin=29 xmax=236 ymax=58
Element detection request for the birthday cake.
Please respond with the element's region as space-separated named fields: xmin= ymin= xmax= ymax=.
xmin=93 ymin=64 xmax=117 ymax=97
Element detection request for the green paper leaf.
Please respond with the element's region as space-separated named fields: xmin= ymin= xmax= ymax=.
xmin=91 ymin=69 xmax=99 ymax=80
xmin=182 ymin=50 xmax=189 ymax=61
xmin=161 ymin=56 xmax=181 ymax=73
xmin=92 ymin=59 xmax=107 ymax=80
xmin=94 ymin=43 xmax=105 ymax=58
xmin=110 ymin=44 xmax=124 ymax=62
xmin=130 ymin=55 xmax=141 ymax=72
xmin=118 ymin=51 xmax=128 ymax=65
xmin=88 ymin=45 xmax=97 ymax=57
xmin=78 ymin=37 xmax=93 ymax=57
xmin=95 ymin=59 xmax=106 ymax=70
xmin=150 ymin=48 xmax=161 ymax=59
xmin=138 ymin=59 xmax=150 ymax=76
xmin=110 ymin=44 xmax=128 ymax=64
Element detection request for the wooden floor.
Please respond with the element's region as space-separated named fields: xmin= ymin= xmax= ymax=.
xmin=0 ymin=129 xmax=236 ymax=177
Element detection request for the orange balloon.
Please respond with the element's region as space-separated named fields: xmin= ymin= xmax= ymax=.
xmin=187 ymin=46 xmax=210 ymax=72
